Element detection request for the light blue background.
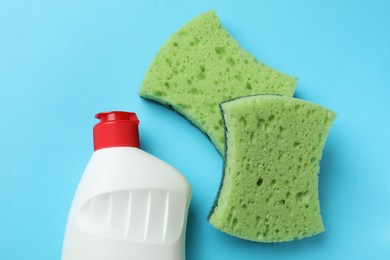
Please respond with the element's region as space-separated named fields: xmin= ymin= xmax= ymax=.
xmin=1 ymin=0 xmax=389 ymax=259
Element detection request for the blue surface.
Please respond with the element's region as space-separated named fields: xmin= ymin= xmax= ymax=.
xmin=1 ymin=0 xmax=389 ymax=259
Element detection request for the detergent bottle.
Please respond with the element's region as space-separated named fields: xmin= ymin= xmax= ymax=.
xmin=62 ymin=111 xmax=192 ymax=260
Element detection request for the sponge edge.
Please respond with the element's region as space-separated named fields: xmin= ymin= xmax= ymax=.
xmin=139 ymin=11 xmax=297 ymax=155
xmin=208 ymin=95 xmax=336 ymax=242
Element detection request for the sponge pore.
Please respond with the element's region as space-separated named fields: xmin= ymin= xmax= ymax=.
xmin=139 ymin=11 xmax=297 ymax=155
xmin=208 ymin=95 xmax=336 ymax=242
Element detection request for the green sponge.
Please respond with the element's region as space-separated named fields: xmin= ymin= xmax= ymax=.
xmin=208 ymin=95 xmax=336 ymax=242
xmin=139 ymin=11 xmax=297 ymax=155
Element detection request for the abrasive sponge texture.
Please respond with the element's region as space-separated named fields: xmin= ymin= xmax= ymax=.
xmin=208 ymin=95 xmax=336 ymax=242
xmin=139 ymin=11 xmax=297 ymax=155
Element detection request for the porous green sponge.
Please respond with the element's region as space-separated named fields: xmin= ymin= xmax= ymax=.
xmin=139 ymin=11 xmax=297 ymax=155
xmin=208 ymin=95 xmax=336 ymax=242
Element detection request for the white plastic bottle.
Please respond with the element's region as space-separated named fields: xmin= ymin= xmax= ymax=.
xmin=62 ymin=111 xmax=192 ymax=260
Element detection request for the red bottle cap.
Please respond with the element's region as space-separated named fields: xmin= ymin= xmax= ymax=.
xmin=93 ymin=111 xmax=140 ymax=151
